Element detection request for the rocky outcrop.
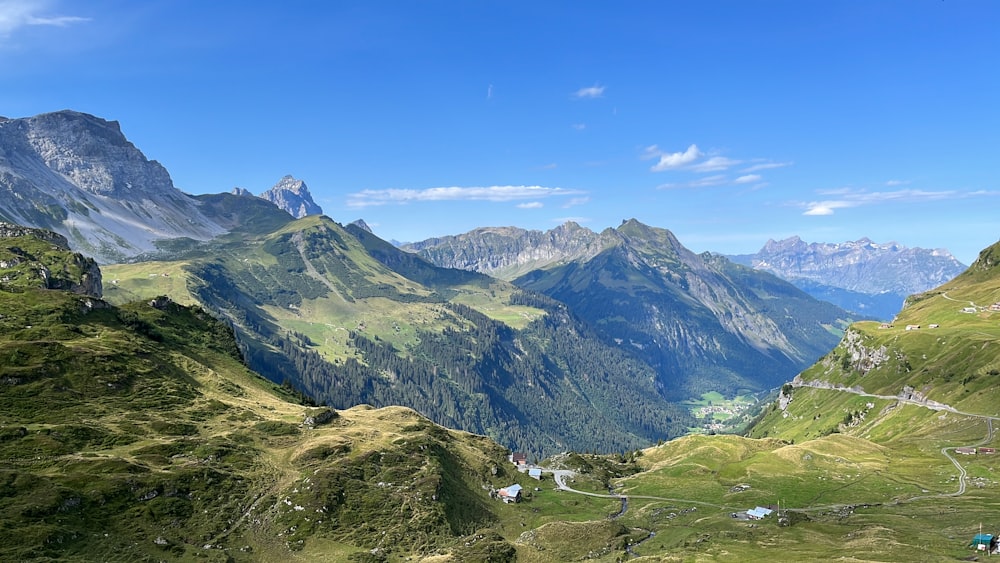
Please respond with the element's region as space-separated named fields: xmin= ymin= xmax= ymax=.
xmin=840 ymin=328 xmax=890 ymax=375
xmin=0 ymin=222 xmax=70 ymax=249
xmin=260 ymin=175 xmax=323 ymax=219
xmin=0 ymin=223 xmax=102 ymax=297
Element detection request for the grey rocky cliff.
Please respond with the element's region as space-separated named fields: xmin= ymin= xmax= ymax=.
xmin=0 ymin=110 xmax=227 ymax=263
xmin=260 ymin=175 xmax=323 ymax=219
xmin=404 ymin=221 xmax=610 ymax=280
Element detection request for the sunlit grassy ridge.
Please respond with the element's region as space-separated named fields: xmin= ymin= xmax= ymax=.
xmin=0 ymin=281 xmax=536 ymax=561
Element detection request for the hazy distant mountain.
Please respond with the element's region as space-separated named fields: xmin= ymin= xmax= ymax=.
xmin=259 ymin=175 xmax=322 ymax=219
xmin=413 ymin=219 xmax=854 ymax=398
xmin=729 ymin=236 xmax=967 ymax=320
xmin=0 ymin=111 xmax=227 ymax=263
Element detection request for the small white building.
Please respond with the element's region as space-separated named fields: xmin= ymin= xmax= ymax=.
xmin=746 ymin=506 xmax=773 ymax=520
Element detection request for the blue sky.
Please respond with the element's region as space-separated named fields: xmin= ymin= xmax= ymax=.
xmin=2 ymin=0 xmax=998 ymax=264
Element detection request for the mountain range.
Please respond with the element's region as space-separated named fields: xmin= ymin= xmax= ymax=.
xmin=730 ymin=236 xmax=967 ymax=320
xmin=2 ymin=221 xmax=999 ymax=561
xmin=0 ymin=110 xmax=876 ymax=458
xmin=0 ymin=109 xmax=997 ymax=561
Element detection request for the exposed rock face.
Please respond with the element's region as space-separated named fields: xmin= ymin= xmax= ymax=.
xmin=0 ymin=111 xmax=227 ymax=263
xmin=840 ymin=328 xmax=890 ymax=376
xmin=404 ymin=221 xmax=610 ymax=280
xmin=0 ymin=222 xmax=103 ymax=297
xmin=259 ymin=175 xmax=323 ymax=219
xmin=349 ymin=219 xmax=373 ymax=233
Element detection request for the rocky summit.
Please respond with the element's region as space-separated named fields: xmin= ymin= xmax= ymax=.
xmin=259 ymin=175 xmax=323 ymax=218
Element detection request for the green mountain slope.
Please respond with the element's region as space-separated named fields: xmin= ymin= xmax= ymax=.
xmin=490 ymin=241 xmax=1000 ymax=561
xmin=514 ymin=219 xmax=854 ymax=399
xmin=103 ymin=207 xmax=695 ymax=458
xmin=750 ymin=240 xmax=1000 ymax=442
xmin=0 ymin=231 xmax=536 ymax=561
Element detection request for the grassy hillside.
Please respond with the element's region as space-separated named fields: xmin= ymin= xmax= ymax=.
xmin=0 ymin=284 xmax=537 ymax=561
xmin=3 ymin=230 xmax=999 ymax=562
xmin=103 ymin=212 xmax=695 ymax=458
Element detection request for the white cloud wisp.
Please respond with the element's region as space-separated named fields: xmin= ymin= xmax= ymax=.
xmin=346 ymin=185 xmax=586 ymax=208
xmin=801 ymin=188 xmax=991 ymax=216
xmin=0 ymin=0 xmax=89 ymax=36
xmin=573 ymin=84 xmax=605 ymax=99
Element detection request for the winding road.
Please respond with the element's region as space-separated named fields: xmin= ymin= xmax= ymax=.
xmin=532 ymin=383 xmax=997 ymax=521
xmin=791 ymin=380 xmax=999 ymax=502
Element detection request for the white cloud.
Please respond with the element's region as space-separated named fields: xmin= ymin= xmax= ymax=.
xmin=803 ymin=202 xmax=848 ymax=216
xmin=518 ymin=201 xmax=543 ymax=209
xmin=563 ymin=196 xmax=590 ymax=208
xmin=885 ymin=179 xmax=909 ymax=186
xmin=800 ymin=187 xmax=986 ymax=216
xmin=689 ymin=156 xmax=741 ymax=173
xmin=649 ymin=144 xmax=702 ymax=172
xmin=346 ymin=185 xmax=586 ymax=208
xmin=573 ymin=84 xmax=605 ymax=99
xmin=0 ymin=0 xmax=89 ymax=36
xmin=571 ymin=123 xmax=586 ymax=131
xmin=734 ymin=174 xmax=762 ymax=184
xmin=741 ymin=161 xmax=793 ymax=173
xmin=657 ymin=175 xmax=728 ymax=190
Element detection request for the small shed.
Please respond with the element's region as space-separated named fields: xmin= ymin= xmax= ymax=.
xmin=747 ymin=506 xmax=773 ymax=520
xmin=979 ymin=447 xmax=996 ymax=454
xmin=511 ymin=452 xmax=528 ymax=466
xmin=956 ymin=447 xmax=977 ymax=455
xmin=970 ymin=533 xmax=994 ymax=551
xmin=498 ymin=484 xmax=523 ymax=503
xmin=528 ymin=468 xmax=542 ymax=480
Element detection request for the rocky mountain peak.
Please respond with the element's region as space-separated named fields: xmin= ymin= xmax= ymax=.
xmin=260 ymin=175 xmax=323 ymax=219
xmin=16 ymin=110 xmax=174 ymax=198
xmin=0 ymin=110 xmax=227 ymax=264
xmin=349 ymin=219 xmax=373 ymax=233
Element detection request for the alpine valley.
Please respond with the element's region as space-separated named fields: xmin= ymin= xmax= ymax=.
xmin=1 ymin=110 xmax=998 ymax=562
